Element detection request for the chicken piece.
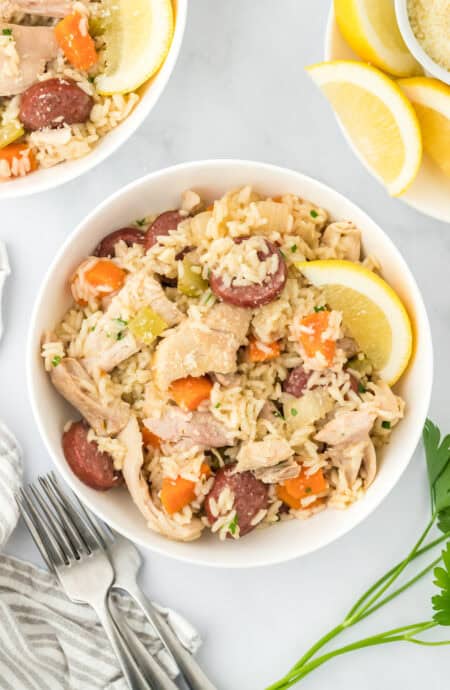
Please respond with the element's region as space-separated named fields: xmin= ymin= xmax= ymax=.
xmin=329 ymin=438 xmax=377 ymax=488
xmin=315 ymin=410 xmax=375 ymax=447
xmin=321 ymin=222 xmax=361 ymax=262
xmin=211 ymin=372 xmax=240 ymax=388
xmin=50 ymin=358 xmax=129 ymax=437
xmin=254 ymin=458 xmax=301 ymax=484
xmin=82 ymin=270 xmax=181 ymax=373
xmin=235 ymin=437 xmax=293 ymax=473
xmin=366 ymin=381 xmax=404 ymax=424
xmin=120 ymin=416 xmax=203 ymax=542
xmin=144 ymin=407 xmax=234 ymax=449
xmin=0 ymin=23 xmax=59 ymax=97
xmin=337 ymin=336 xmax=359 ymax=359
xmin=153 ymin=303 xmax=251 ymax=391
xmin=1 ymin=0 xmax=72 ymax=17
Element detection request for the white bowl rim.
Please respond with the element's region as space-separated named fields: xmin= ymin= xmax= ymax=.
xmin=394 ymin=0 xmax=450 ymax=86
xmin=27 ymin=159 xmax=434 ymax=568
xmin=0 ymin=0 xmax=188 ymax=200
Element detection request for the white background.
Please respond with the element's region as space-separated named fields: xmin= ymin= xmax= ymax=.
xmin=1 ymin=1 xmax=449 ymax=688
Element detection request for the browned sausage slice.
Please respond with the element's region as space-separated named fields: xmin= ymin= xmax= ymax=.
xmin=19 ymin=78 xmax=93 ymax=131
xmin=94 ymin=228 xmax=146 ymax=257
xmin=209 ymin=239 xmax=287 ymax=308
xmin=62 ymin=420 xmax=121 ymax=491
xmin=283 ymin=366 xmax=311 ymax=397
xmin=205 ymin=465 xmax=269 ymax=537
xmin=145 ymin=211 xmax=184 ymax=251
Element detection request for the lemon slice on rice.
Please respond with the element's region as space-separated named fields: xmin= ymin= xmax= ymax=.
xmin=306 ymin=61 xmax=422 ymax=196
xmin=95 ymin=0 xmax=174 ymax=95
xmin=295 ymin=260 xmax=413 ymax=384
xmin=334 ymin=0 xmax=421 ymax=77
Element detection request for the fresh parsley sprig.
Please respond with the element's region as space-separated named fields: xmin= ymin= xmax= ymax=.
xmin=267 ymin=419 xmax=450 ymax=689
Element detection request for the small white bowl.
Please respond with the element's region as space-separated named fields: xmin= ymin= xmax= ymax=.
xmin=395 ymin=0 xmax=450 ymax=86
xmin=0 ymin=1 xmax=187 ymax=200
xmin=27 ymin=160 xmax=433 ymax=568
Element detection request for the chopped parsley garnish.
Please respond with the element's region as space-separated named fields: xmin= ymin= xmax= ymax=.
xmin=305 ymin=487 xmax=312 ymax=494
xmin=113 ymin=317 xmax=128 ymax=327
xmin=290 ymin=408 xmax=298 ymax=417
xmin=314 ymin=305 xmax=326 ymax=313
xmin=89 ymin=326 xmax=96 ymax=332
xmin=51 ymin=355 xmax=62 ymax=367
xmin=228 ymin=514 xmax=239 ymax=536
xmin=88 ymin=75 xmax=95 ymax=83
xmin=290 ymin=244 xmax=297 ymax=253
xmin=215 ymin=403 xmax=221 ymax=409
xmin=116 ymin=331 xmax=125 ymax=341
xmin=382 ymin=421 xmax=391 ymax=429
xmin=136 ymin=218 xmax=147 ymax=227
xmin=2 ymin=28 xmax=12 ymax=36
xmin=358 ymin=382 xmax=367 ymax=394
xmin=279 ymin=249 xmax=286 ymax=259
xmin=310 ymin=209 xmax=318 ymax=218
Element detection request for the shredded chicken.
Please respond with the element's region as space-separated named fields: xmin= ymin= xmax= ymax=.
xmin=82 ymin=271 xmax=181 ymax=373
xmin=321 ymin=222 xmax=361 ymax=262
xmin=315 ymin=410 xmax=375 ymax=446
xmin=120 ymin=416 xmax=203 ymax=542
xmin=50 ymin=358 xmax=130 ymax=437
xmin=0 ymin=22 xmax=59 ymax=96
xmin=1 ymin=0 xmax=73 ymax=17
xmin=329 ymin=438 xmax=377 ymax=488
xmin=254 ymin=458 xmax=301 ymax=484
xmin=337 ymin=336 xmax=359 ymax=359
xmin=235 ymin=438 xmax=293 ymax=472
xmin=365 ymin=381 xmax=404 ymax=424
xmin=144 ymin=407 xmax=234 ymax=449
xmin=152 ymin=303 xmax=251 ymax=390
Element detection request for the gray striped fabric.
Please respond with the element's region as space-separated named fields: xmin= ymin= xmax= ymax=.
xmin=0 ymin=422 xmax=22 ymax=549
xmin=0 ymin=554 xmax=201 ymax=690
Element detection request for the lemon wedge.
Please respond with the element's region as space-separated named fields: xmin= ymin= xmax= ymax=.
xmin=306 ymin=61 xmax=422 ymax=196
xmin=334 ymin=0 xmax=421 ymax=77
xmin=95 ymin=0 xmax=174 ymax=95
xmin=296 ymin=260 xmax=413 ymax=384
xmin=398 ymin=77 xmax=450 ymax=179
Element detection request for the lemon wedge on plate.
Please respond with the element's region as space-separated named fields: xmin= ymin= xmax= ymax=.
xmin=296 ymin=260 xmax=413 ymax=384
xmin=334 ymin=0 xmax=421 ymax=77
xmin=306 ymin=61 xmax=422 ymax=197
xmin=398 ymin=77 xmax=450 ymax=179
xmin=95 ymin=0 xmax=174 ymax=95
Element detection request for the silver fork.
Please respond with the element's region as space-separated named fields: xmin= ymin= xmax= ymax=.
xmin=16 ymin=475 xmax=178 ymax=690
xmin=49 ymin=472 xmax=217 ymax=690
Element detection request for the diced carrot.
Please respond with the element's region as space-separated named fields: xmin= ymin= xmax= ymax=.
xmin=84 ymin=259 xmax=126 ymax=294
xmin=141 ymin=425 xmax=161 ymax=449
xmin=161 ymin=463 xmax=211 ymax=515
xmin=272 ymin=195 xmax=283 ymax=203
xmin=169 ymin=376 xmax=213 ymax=411
xmin=54 ymin=13 xmax=98 ymax=71
xmin=206 ymin=204 xmax=214 ymax=211
xmin=276 ymin=467 xmax=328 ymax=509
xmin=299 ymin=311 xmax=336 ymax=366
xmin=0 ymin=144 xmax=36 ymax=176
xmin=248 ymin=337 xmax=281 ymax=362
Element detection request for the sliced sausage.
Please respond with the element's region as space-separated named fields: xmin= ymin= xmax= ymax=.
xmin=94 ymin=228 xmax=146 ymax=258
xmin=19 ymin=78 xmax=93 ymax=131
xmin=283 ymin=366 xmax=311 ymax=397
xmin=209 ymin=238 xmax=287 ymax=308
xmin=62 ymin=420 xmax=121 ymax=491
xmin=205 ymin=465 xmax=269 ymax=538
xmin=145 ymin=211 xmax=184 ymax=251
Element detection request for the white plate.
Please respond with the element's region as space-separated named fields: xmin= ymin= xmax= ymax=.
xmin=27 ymin=160 xmax=433 ymax=568
xmin=324 ymin=6 xmax=450 ymax=224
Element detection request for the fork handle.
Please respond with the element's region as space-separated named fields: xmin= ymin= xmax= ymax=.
xmin=126 ymin=584 xmax=217 ymax=690
xmin=93 ymin=596 xmax=155 ymax=690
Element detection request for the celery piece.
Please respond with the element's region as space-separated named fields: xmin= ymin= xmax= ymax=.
xmin=177 ymin=258 xmax=208 ymax=297
xmin=0 ymin=121 xmax=24 ymax=149
xmin=128 ymin=306 xmax=167 ymax=345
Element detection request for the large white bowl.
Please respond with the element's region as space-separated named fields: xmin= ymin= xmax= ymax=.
xmin=324 ymin=5 xmax=450 ymax=224
xmin=27 ymin=160 xmax=433 ymax=568
xmin=0 ymin=1 xmax=187 ymax=200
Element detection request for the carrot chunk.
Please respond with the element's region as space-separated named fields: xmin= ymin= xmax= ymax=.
xmin=55 ymin=13 xmax=98 ymax=71
xmin=161 ymin=463 xmax=211 ymax=515
xmin=169 ymin=376 xmax=213 ymax=411
xmin=248 ymin=337 xmax=281 ymax=362
xmin=276 ymin=467 xmax=328 ymax=509
xmin=141 ymin=425 xmax=161 ymax=449
xmin=0 ymin=143 xmax=36 ymax=176
xmin=84 ymin=259 xmax=126 ymax=294
xmin=299 ymin=311 xmax=336 ymax=366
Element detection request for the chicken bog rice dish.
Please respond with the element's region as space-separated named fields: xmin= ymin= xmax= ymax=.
xmin=42 ymin=187 xmax=406 ymax=542
xmin=0 ymin=0 xmax=173 ymax=179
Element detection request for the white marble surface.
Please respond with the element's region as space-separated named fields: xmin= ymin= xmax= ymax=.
xmin=0 ymin=1 xmax=449 ymax=688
